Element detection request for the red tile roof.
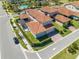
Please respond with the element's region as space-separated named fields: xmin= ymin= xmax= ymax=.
xmin=55 ymin=15 xmax=70 ymax=23
xmin=26 ymin=9 xmax=51 ymax=23
xmin=41 ymin=6 xmax=58 ymax=13
xmin=19 ymin=14 xmax=28 ymax=19
xmin=27 ymin=21 xmax=46 ymax=34
xmin=58 ymin=7 xmax=73 ymax=16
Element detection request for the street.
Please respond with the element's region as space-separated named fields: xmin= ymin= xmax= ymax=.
xmin=0 ymin=2 xmax=26 ymax=59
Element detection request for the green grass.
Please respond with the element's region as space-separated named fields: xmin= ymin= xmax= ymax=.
xmin=52 ymin=39 xmax=79 ymax=59
xmin=52 ymin=22 xmax=71 ymax=36
xmin=70 ymin=20 xmax=79 ymax=28
xmin=52 ymin=49 xmax=79 ymax=59
xmin=14 ymin=19 xmax=40 ymax=45
xmin=33 ymin=38 xmax=53 ymax=51
xmin=25 ymin=31 xmax=40 ymax=44
xmin=60 ymin=0 xmax=69 ymax=3
xmin=60 ymin=29 xmax=71 ymax=36
xmin=10 ymin=19 xmax=27 ymax=49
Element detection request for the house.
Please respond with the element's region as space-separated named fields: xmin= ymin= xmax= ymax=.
xmin=55 ymin=14 xmax=70 ymax=26
xmin=26 ymin=21 xmax=46 ymax=38
xmin=41 ymin=6 xmax=58 ymax=14
xmin=26 ymin=9 xmax=53 ymax=26
xmin=64 ymin=4 xmax=79 ymax=18
xmin=26 ymin=21 xmax=55 ymax=38
xmin=58 ymin=7 xmax=73 ymax=17
xmin=40 ymin=6 xmax=59 ymax=18
xmin=19 ymin=14 xmax=31 ymax=30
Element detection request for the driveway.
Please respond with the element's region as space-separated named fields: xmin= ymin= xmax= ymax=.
xmin=51 ymin=34 xmax=63 ymax=42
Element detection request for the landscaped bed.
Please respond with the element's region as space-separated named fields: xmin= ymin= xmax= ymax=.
xmin=70 ymin=20 xmax=79 ymax=28
xmin=10 ymin=19 xmax=27 ymax=49
xmin=52 ymin=22 xmax=71 ymax=36
xmin=52 ymin=39 xmax=79 ymax=59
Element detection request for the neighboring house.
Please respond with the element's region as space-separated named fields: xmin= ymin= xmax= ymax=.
xmin=19 ymin=14 xmax=31 ymax=30
xmin=26 ymin=21 xmax=55 ymax=38
xmin=40 ymin=6 xmax=58 ymax=16
xmin=57 ymin=7 xmax=73 ymax=17
xmin=26 ymin=9 xmax=53 ymax=26
xmin=41 ymin=6 xmax=58 ymax=14
xmin=55 ymin=15 xmax=70 ymax=26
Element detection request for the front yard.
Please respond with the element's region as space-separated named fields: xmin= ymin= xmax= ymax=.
xmin=10 ymin=19 xmax=27 ymax=49
xmin=70 ymin=20 xmax=79 ymax=29
xmin=52 ymin=22 xmax=71 ymax=36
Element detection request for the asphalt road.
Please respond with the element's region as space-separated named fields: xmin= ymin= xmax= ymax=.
xmin=37 ymin=30 xmax=79 ymax=59
xmin=0 ymin=2 xmax=26 ymax=59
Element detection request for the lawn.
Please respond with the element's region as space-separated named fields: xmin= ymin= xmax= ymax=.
xmin=52 ymin=39 xmax=79 ymax=59
xmin=52 ymin=22 xmax=71 ymax=36
xmin=52 ymin=49 xmax=79 ymax=59
xmin=32 ymin=38 xmax=53 ymax=51
xmin=10 ymin=19 xmax=27 ymax=49
xmin=60 ymin=0 xmax=69 ymax=3
xmin=70 ymin=20 xmax=79 ymax=28
xmin=25 ymin=31 xmax=40 ymax=44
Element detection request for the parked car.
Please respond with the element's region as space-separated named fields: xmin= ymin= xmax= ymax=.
xmin=13 ymin=37 xmax=19 ymax=44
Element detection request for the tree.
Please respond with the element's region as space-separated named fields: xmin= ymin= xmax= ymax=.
xmin=67 ymin=46 xmax=77 ymax=55
xmin=51 ymin=0 xmax=62 ymax=5
xmin=72 ymin=43 xmax=79 ymax=50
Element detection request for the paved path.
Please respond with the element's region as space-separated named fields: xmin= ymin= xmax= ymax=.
xmin=0 ymin=1 xmax=26 ymax=59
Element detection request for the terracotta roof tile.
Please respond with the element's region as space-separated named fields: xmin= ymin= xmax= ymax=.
xmin=19 ymin=14 xmax=28 ymax=19
xmin=26 ymin=9 xmax=51 ymax=23
xmin=41 ymin=6 xmax=58 ymax=13
xmin=27 ymin=21 xmax=46 ymax=34
xmin=55 ymin=15 xmax=70 ymax=23
xmin=58 ymin=7 xmax=73 ymax=16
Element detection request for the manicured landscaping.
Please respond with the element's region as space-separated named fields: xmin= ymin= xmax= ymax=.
xmin=52 ymin=39 xmax=79 ymax=59
xmin=25 ymin=31 xmax=40 ymax=44
xmin=10 ymin=19 xmax=27 ymax=49
xmin=52 ymin=22 xmax=71 ymax=36
xmin=32 ymin=38 xmax=53 ymax=51
xmin=2 ymin=1 xmax=15 ymax=14
xmin=70 ymin=20 xmax=79 ymax=28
